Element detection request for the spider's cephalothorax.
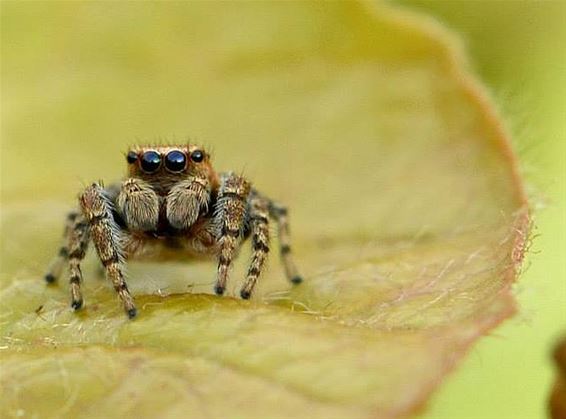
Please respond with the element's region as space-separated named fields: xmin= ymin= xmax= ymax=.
xmin=44 ymin=145 xmax=303 ymax=318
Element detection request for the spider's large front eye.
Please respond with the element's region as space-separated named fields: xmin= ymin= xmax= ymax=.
xmin=165 ymin=150 xmax=187 ymax=172
xmin=140 ymin=151 xmax=161 ymax=173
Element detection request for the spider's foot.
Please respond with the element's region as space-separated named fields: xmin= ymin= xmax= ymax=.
xmin=214 ymin=285 xmax=225 ymax=296
xmin=44 ymin=274 xmax=56 ymax=284
xmin=127 ymin=307 xmax=137 ymax=319
xmin=240 ymin=289 xmax=252 ymax=300
xmin=291 ymin=275 xmax=303 ymax=285
xmin=71 ymin=299 xmax=83 ymax=311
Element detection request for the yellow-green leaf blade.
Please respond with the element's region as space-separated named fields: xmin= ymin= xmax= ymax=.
xmin=0 ymin=2 xmax=528 ymax=418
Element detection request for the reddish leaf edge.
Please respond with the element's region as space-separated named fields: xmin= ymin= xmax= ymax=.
xmin=363 ymin=3 xmax=531 ymax=417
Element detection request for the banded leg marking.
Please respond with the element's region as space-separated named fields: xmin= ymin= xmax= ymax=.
xmin=269 ymin=202 xmax=303 ymax=284
xmin=67 ymin=215 xmax=90 ymax=309
xmin=44 ymin=211 xmax=79 ymax=284
xmin=241 ymin=196 xmax=270 ymax=299
xmin=80 ymin=183 xmax=136 ymax=318
xmin=214 ymin=173 xmax=250 ymax=295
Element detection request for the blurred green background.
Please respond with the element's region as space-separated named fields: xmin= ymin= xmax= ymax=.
xmin=397 ymin=1 xmax=566 ymax=418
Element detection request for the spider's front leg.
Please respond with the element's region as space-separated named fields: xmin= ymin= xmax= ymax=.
xmin=80 ymin=183 xmax=136 ymax=318
xmin=213 ymin=172 xmax=251 ymax=295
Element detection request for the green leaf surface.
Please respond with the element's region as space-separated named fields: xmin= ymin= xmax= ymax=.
xmin=0 ymin=2 xmax=528 ymax=418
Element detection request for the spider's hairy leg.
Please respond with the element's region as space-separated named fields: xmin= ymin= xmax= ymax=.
xmin=66 ymin=214 xmax=90 ymax=310
xmin=44 ymin=210 xmax=79 ymax=284
xmin=80 ymin=183 xmax=136 ymax=318
xmin=116 ymin=178 xmax=159 ymax=231
xmin=214 ymin=172 xmax=250 ymax=296
xmin=240 ymin=194 xmax=270 ymax=299
xmin=268 ymin=201 xmax=303 ymax=285
xmin=166 ymin=175 xmax=211 ymax=230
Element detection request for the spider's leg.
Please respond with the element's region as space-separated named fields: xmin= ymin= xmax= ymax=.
xmin=80 ymin=183 xmax=136 ymax=318
xmin=214 ymin=172 xmax=250 ymax=295
xmin=44 ymin=210 xmax=80 ymax=284
xmin=268 ymin=201 xmax=303 ymax=284
xmin=240 ymin=194 xmax=270 ymax=299
xmin=66 ymin=214 xmax=90 ymax=310
xmin=166 ymin=175 xmax=211 ymax=230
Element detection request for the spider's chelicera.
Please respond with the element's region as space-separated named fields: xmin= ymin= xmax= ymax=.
xmin=44 ymin=145 xmax=302 ymax=318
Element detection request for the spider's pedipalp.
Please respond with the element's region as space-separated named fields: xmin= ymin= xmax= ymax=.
xmin=166 ymin=176 xmax=211 ymax=230
xmin=240 ymin=194 xmax=270 ymax=299
xmin=80 ymin=183 xmax=136 ymax=318
xmin=214 ymin=172 xmax=250 ymax=295
xmin=116 ymin=178 xmax=159 ymax=231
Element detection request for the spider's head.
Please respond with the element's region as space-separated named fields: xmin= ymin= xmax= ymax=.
xmin=125 ymin=145 xmax=216 ymax=188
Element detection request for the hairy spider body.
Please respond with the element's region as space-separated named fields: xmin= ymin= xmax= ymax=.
xmin=44 ymin=145 xmax=302 ymax=318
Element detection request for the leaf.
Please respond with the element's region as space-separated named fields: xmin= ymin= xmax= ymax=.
xmin=0 ymin=2 xmax=528 ymax=418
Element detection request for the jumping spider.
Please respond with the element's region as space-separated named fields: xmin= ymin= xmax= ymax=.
xmin=44 ymin=145 xmax=302 ymax=318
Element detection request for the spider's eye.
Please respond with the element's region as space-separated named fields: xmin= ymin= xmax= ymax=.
xmin=165 ymin=150 xmax=187 ymax=172
xmin=190 ymin=150 xmax=204 ymax=163
xmin=140 ymin=151 xmax=161 ymax=173
xmin=126 ymin=151 xmax=138 ymax=164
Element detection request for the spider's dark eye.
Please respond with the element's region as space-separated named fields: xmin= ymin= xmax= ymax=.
xmin=126 ymin=151 xmax=138 ymax=164
xmin=190 ymin=150 xmax=204 ymax=163
xmin=165 ymin=150 xmax=187 ymax=172
xmin=140 ymin=151 xmax=161 ymax=173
